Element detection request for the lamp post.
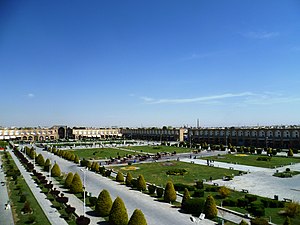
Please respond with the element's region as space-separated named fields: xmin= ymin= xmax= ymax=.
xmin=80 ymin=168 xmax=87 ymax=216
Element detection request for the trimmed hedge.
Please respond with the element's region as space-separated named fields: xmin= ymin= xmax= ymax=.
xmin=181 ymin=198 xmax=205 ymax=215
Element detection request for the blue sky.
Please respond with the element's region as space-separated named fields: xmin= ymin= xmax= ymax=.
xmin=1 ymin=0 xmax=300 ymax=128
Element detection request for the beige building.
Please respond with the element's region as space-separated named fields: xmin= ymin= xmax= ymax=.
xmin=0 ymin=127 xmax=59 ymax=141
xmin=121 ymin=127 xmax=187 ymax=142
xmin=188 ymin=126 xmax=300 ymax=149
xmin=72 ymin=127 xmax=121 ymax=139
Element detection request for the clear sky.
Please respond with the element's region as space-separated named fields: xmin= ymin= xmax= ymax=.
xmin=1 ymin=0 xmax=300 ymax=128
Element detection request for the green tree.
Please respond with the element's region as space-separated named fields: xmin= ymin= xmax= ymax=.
xmin=125 ymin=172 xmax=133 ymax=186
xmin=36 ymin=154 xmax=45 ymax=166
xmin=204 ymin=195 xmax=218 ymax=219
xmin=116 ymin=172 xmax=124 ymax=183
xmin=218 ymin=186 xmax=230 ymax=198
xmin=70 ymin=172 xmax=83 ymax=193
xmin=182 ymin=188 xmax=190 ymax=205
xmin=74 ymin=155 xmax=80 ymax=164
xmin=137 ymin=175 xmax=147 ymax=191
xmin=285 ymin=201 xmax=300 ymax=217
xmin=283 ymin=216 xmax=291 ymax=225
xmin=64 ymin=172 xmax=74 ymax=189
xmin=109 ymin=197 xmax=128 ymax=225
xmin=51 ymin=163 xmax=61 ymax=177
xmin=251 ymin=217 xmax=269 ymax=225
xmin=94 ymin=162 xmax=99 ymax=172
xmin=44 ymin=158 xmax=51 ymax=171
xmin=128 ymin=209 xmax=147 ymax=225
xmin=95 ymin=189 xmax=112 ymax=217
xmin=164 ymin=181 xmax=176 ymax=203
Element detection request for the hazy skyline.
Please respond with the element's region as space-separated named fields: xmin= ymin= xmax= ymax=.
xmin=1 ymin=1 xmax=300 ymax=128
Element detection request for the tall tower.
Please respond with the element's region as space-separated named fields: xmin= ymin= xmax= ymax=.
xmin=197 ymin=118 xmax=200 ymax=128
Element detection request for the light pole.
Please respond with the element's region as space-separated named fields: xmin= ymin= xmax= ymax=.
xmin=80 ymin=168 xmax=87 ymax=216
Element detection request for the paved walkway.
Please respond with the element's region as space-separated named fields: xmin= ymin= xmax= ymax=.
xmin=29 ymin=157 xmax=103 ymax=225
xmin=181 ymin=158 xmax=300 ymax=202
xmin=0 ymin=154 xmax=14 ymax=225
xmin=8 ymin=149 xmax=68 ymax=225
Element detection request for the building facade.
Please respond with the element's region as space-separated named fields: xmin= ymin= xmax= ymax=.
xmin=188 ymin=126 xmax=300 ymax=149
xmin=0 ymin=127 xmax=59 ymax=141
xmin=72 ymin=127 xmax=121 ymax=139
xmin=121 ymin=127 xmax=187 ymax=142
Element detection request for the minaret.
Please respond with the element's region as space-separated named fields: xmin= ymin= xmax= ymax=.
xmin=197 ymin=118 xmax=200 ymax=128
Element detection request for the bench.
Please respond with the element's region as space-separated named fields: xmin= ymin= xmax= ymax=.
xmin=242 ymin=189 xmax=249 ymax=193
xmin=229 ymin=167 xmax=234 ymax=170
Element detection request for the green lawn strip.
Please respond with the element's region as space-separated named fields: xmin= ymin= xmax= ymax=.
xmin=68 ymin=147 xmax=141 ymax=160
xmin=110 ymin=161 xmax=240 ymax=187
xmin=273 ymin=170 xmax=300 ymax=178
xmin=2 ymin=153 xmax=51 ymax=225
xmin=202 ymin=154 xmax=300 ymax=168
xmin=121 ymin=145 xmax=194 ymax=154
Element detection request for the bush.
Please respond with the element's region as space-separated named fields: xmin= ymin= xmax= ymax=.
xmin=288 ymin=149 xmax=294 ymax=157
xmin=256 ymin=156 xmax=271 ymax=161
xmin=164 ymin=181 xmax=176 ymax=203
xmin=65 ymin=172 xmax=74 ymax=188
xmin=239 ymin=219 xmax=248 ymax=225
xmin=36 ymin=154 xmax=45 ymax=166
xmin=218 ymin=186 xmax=230 ymax=198
xmin=285 ymin=202 xmax=300 ymax=217
xmin=250 ymin=201 xmax=265 ymax=217
xmin=237 ymin=198 xmax=248 ymax=208
xmin=20 ymin=194 xmax=27 ymax=203
xmin=222 ymin=199 xmax=237 ymax=207
xmin=128 ymin=209 xmax=147 ymax=225
xmin=195 ymin=181 xmax=204 ymax=189
xmin=250 ymin=217 xmax=269 ymax=225
xmin=256 ymin=149 xmax=262 ymax=155
xmin=283 ymin=216 xmax=291 ymax=225
xmin=109 ymin=197 xmax=128 ymax=225
xmin=174 ymin=183 xmax=195 ymax=192
xmin=70 ymin=173 xmax=83 ymax=193
xmin=156 ymin=187 xmax=164 ymax=198
xmin=245 ymin=194 xmax=257 ymax=203
xmin=148 ymin=185 xmax=156 ymax=194
xmin=22 ymin=201 xmax=32 ymax=214
xmin=51 ymin=163 xmax=61 ymax=177
xmin=137 ymin=175 xmax=147 ymax=192
xmin=181 ymin=198 xmax=205 ymax=215
xmin=192 ymin=189 xmax=204 ymax=198
xmin=89 ymin=196 xmax=97 ymax=207
xmin=76 ymin=215 xmax=90 ymax=225
xmin=116 ymin=172 xmax=124 ymax=183
xmin=205 ymin=186 xmax=219 ymax=192
xmin=125 ymin=172 xmax=133 ymax=187
xmin=95 ymin=189 xmax=112 ymax=217
xmin=182 ymin=188 xmax=190 ymax=205
xmin=27 ymin=215 xmax=36 ymax=224
xmin=166 ymin=168 xmax=187 ymax=176
xmin=204 ymin=195 xmax=218 ymax=219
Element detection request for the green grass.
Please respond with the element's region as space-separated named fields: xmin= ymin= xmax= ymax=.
xmin=202 ymin=154 xmax=300 ymax=168
xmin=68 ymin=147 xmax=142 ymax=160
xmin=2 ymin=152 xmax=51 ymax=225
xmin=0 ymin=140 xmax=8 ymax=148
xmin=110 ymin=161 xmax=240 ymax=186
xmin=121 ymin=145 xmax=194 ymax=154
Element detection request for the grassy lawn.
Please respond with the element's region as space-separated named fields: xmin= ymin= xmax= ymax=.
xmin=202 ymin=154 xmax=300 ymax=168
xmin=68 ymin=147 xmax=141 ymax=160
xmin=110 ymin=161 xmax=240 ymax=186
xmin=2 ymin=152 xmax=51 ymax=225
xmin=121 ymin=145 xmax=194 ymax=154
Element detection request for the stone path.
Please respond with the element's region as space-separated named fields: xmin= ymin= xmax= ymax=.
xmin=0 ymin=154 xmax=14 ymax=225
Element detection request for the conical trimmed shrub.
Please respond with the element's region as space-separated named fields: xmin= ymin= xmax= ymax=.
xmin=128 ymin=209 xmax=147 ymax=225
xmin=44 ymin=158 xmax=51 ymax=171
xmin=74 ymin=155 xmax=80 ymax=164
xmin=182 ymin=188 xmax=190 ymax=205
xmin=95 ymin=189 xmax=112 ymax=217
xmin=70 ymin=172 xmax=83 ymax=193
xmin=36 ymin=154 xmax=45 ymax=166
xmin=125 ymin=172 xmax=133 ymax=186
xmin=51 ymin=163 xmax=61 ymax=177
xmin=116 ymin=172 xmax=124 ymax=183
xmin=204 ymin=195 xmax=218 ymax=219
xmin=164 ymin=181 xmax=176 ymax=203
xmin=64 ymin=172 xmax=74 ymax=188
xmin=137 ymin=175 xmax=146 ymax=191
xmin=109 ymin=197 xmax=128 ymax=225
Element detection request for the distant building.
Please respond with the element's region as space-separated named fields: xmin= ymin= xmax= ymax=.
xmin=188 ymin=126 xmax=300 ymax=149
xmin=121 ymin=127 xmax=187 ymax=142
xmin=72 ymin=127 xmax=121 ymax=139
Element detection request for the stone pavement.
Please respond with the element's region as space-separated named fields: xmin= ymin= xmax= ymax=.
xmin=181 ymin=158 xmax=300 ymax=202
xmin=0 ymin=154 xmax=14 ymax=225
xmin=8 ymin=149 xmax=68 ymax=225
